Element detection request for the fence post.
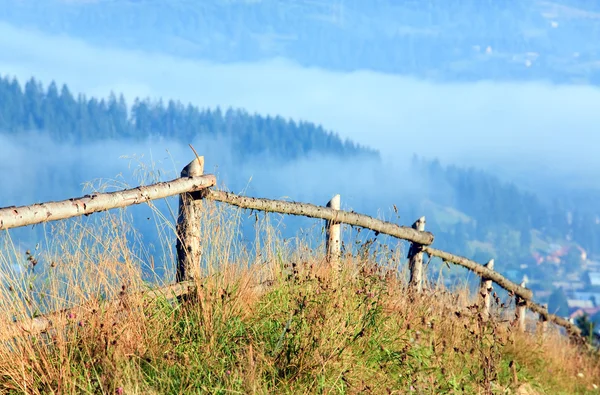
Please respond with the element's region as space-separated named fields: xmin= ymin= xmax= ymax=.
xmin=326 ymin=194 xmax=342 ymax=272
xmin=536 ymin=303 xmax=548 ymax=338
xmin=176 ymin=156 xmax=205 ymax=282
xmin=408 ymin=216 xmax=426 ymax=293
xmin=514 ymin=280 xmax=528 ymax=332
xmin=479 ymin=259 xmax=494 ymax=321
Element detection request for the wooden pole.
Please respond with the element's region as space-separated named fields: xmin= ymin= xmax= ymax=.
xmin=325 ymin=194 xmax=341 ymax=271
xmin=0 ymin=174 xmax=216 ymax=231
xmin=515 ymin=280 xmax=527 ymax=332
xmin=408 ymin=216 xmax=426 ymax=293
xmin=176 ymin=157 xmax=205 ymax=282
xmin=536 ymin=303 xmax=548 ymax=339
xmin=479 ymin=259 xmax=494 ymax=321
xmin=527 ymin=300 xmax=581 ymax=336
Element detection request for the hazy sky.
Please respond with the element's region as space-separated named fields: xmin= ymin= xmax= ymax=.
xmin=1 ymin=22 xmax=599 ymax=185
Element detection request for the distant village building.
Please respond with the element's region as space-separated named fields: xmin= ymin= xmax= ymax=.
xmin=552 ymin=281 xmax=585 ymax=292
xmin=532 ymin=245 xmax=587 ymax=265
xmin=587 ymin=260 xmax=600 ymax=271
xmin=568 ymin=299 xmax=594 ymax=310
xmin=532 ymin=252 xmax=544 ymax=265
xmin=589 ymin=272 xmax=600 ymax=287
xmin=570 ymin=306 xmax=600 ymax=321
xmin=572 ymin=292 xmax=600 ymax=306
xmin=535 ymin=290 xmax=552 ymax=300
xmin=562 ymin=279 xmax=600 ymax=316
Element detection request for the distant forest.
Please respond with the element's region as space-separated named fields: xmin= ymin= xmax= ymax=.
xmin=0 ymin=75 xmax=377 ymax=161
xmin=410 ymin=157 xmax=600 ymax=287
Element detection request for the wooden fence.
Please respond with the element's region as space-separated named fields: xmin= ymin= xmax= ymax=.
xmin=0 ymin=157 xmax=582 ymax=339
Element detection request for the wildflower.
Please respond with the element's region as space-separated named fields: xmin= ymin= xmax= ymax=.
xmin=116 ymin=388 xmax=124 ymax=394
xmin=577 ymin=373 xmax=584 ymax=378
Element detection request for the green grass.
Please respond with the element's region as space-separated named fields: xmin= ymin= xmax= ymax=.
xmin=0 ymin=201 xmax=599 ymax=394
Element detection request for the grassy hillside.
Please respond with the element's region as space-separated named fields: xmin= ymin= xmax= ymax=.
xmin=0 ymin=199 xmax=599 ymax=394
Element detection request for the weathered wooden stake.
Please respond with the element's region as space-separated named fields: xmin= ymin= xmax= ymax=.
xmin=326 ymin=194 xmax=342 ymax=271
xmin=536 ymin=303 xmax=548 ymax=339
xmin=479 ymin=259 xmax=495 ymax=321
xmin=515 ymin=280 xmax=528 ymax=332
xmin=408 ymin=216 xmax=426 ymax=293
xmin=176 ymin=157 xmax=205 ymax=282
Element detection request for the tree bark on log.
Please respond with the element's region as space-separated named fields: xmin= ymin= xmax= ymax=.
xmin=206 ymin=190 xmax=434 ymax=245
xmin=479 ymin=259 xmax=495 ymax=321
xmin=176 ymin=157 xmax=205 ymax=282
xmin=528 ymin=300 xmax=581 ymax=336
xmin=0 ymin=175 xmax=216 ymax=230
xmin=536 ymin=303 xmax=548 ymax=339
xmin=408 ymin=217 xmax=426 ymax=293
xmin=423 ymin=247 xmax=533 ymax=300
xmin=326 ymin=194 xmax=342 ymax=271
xmin=515 ymin=282 xmax=527 ymax=332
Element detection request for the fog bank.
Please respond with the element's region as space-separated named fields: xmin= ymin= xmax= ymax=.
xmin=1 ymin=22 xmax=600 ymax=187
xmin=0 ymin=133 xmax=438 ymax=278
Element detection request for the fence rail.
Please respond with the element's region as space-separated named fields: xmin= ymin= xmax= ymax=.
xmin=0 ymin=156 xmax=583 ymax=339
xmin=423 ymin=247 xmax=532 ymax=300
xmin=206 ymin=190 xmax=434 ymax=245
xmin=0 ymin=174 xmax=216 ymax=230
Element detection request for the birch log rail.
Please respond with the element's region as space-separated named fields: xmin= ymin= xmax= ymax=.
xmin=205 ymin=190 xmax=435 ymax=246
xmin=0 ymin=174 xmax=216 ymax=230
xmin=423 ymin=246 xmax=533 ymax=301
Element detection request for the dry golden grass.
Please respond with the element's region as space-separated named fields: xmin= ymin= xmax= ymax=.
xmin=0 ymin=198 xmax=598 ymax=394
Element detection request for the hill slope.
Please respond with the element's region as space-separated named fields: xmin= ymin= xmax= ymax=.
xmin=1 ymin=0 xmax=599 ymax=84
xmin=0 ymin=204 xmax=599 ymax=394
